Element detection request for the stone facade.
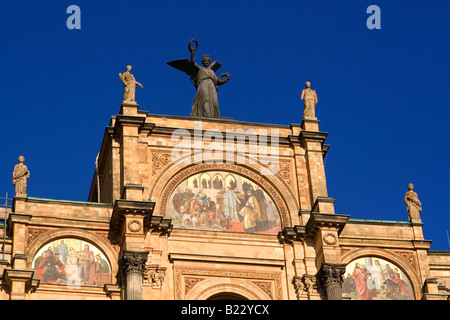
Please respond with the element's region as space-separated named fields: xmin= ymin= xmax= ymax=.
xmin=0 ymin=103 xmax=449 ymax=300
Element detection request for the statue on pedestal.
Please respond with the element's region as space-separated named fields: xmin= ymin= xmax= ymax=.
xmin=301 ymin=81 xmax=318 ymax=119
xmin=119 ymin=65 xmax=143 ymax=104
xmin=12 ymin=156 xmax=30 ymax=197
xmin=404 ymin=183 xmax=422 ymax=222
xmin=167 ymin=39 xmax=230 ymax=118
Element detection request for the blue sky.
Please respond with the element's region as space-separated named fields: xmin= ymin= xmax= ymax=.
xmin=0 ymin=1 xmax=448 ymax=250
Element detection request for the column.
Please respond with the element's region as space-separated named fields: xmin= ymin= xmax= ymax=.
xmin=119 ymin=250 xmax=149 ymax=300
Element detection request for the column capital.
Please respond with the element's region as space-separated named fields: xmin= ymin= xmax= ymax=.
xmin=119 ymin=250 xmax=149 ymax=277
xmin=317 ymin=262 xmax=346 ymax=300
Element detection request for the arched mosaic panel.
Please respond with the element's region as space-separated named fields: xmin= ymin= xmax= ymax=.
xmin=32 ymin=238 xmax=112 ymax=287
xmin=167 ymin=170 xmax=282 ymax=234
xmin=343 ymin=256 xmax=414 ymax=300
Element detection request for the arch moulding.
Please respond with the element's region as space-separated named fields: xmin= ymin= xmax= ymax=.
xmin=150 ymin=161 xmax=299 ymax=228
xmin=186 ymin=278 xmax=271 ymax=300
xmin=341 ymin=247 xmax=422 ymax=300
xmin=25 ymin=228 xmax=119 ymax=283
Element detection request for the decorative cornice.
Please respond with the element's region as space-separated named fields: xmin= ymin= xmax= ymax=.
xmin=109 ymin=199 xmax=155 ymax=236
xmin=277 ymin=225 xmax=306 ymax=244
xmin=148 ymin=215 xmax=173 ymax=236
xmin=2 ymin=269 xmax=40 ymax=293
xmin=299 ymin=130 xmax=328 ymax=143
xmin=305 ymin=213 xmax=349 ymax=237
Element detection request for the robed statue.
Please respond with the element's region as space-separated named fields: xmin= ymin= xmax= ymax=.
xmin=404 ymin=183 xmax=422 ymax=222
xmin=301 ymin=81 xmax=318 ymax=119
xmin=12 ymin=155 xmax=30 ymax=197
xmin=119 ymin=65 xmax=143 ymax=104
xmin=167 ymin=40 xmax=230 ymax=118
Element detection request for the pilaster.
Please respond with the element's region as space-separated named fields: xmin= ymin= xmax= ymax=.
xmin=2 ymin=269 xmax=39 ymax=300
xmin=305 ymin=213 xmax=349 ymax=268
xmin=112 ymin=103 xmax=148 ymax=202
xmin=8 ymin=202 xmax=32 ymax=270
xmin=298 ymin=125 xmax=330 ymax=212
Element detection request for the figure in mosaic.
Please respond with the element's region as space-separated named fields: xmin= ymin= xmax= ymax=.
xmin=12 ymin=155 xmax=30 ymax=197
xmin=119 ymin=65 xmax=143 ymax=103
xmin=301 ymin=81 xmax=318 ymax=119
xmin=404 ymin=183 xmax=422 ymax=222
xmin=167 ymin=39 xmax=230 ymax=118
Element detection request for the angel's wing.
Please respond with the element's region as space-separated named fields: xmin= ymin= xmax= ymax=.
xmin=118 ymin=73 xmax=123 ymax=82
xmin=209 ymin=61 xmax=222 ymax=72
xmin=167 ymin=59 xmax=198 ymax=83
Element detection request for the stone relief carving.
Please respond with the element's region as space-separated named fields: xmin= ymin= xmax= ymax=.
xmin=184 ymin=277 xmax=206 ymax=295
xmin=175 ymin=268 xmax=282 ymax=300
xmin=323 ymin=233 xmax=338 ymax=245
xmin=27 ymin=228 xmax=47 ymax=244
xmin=251 ymin=281 xmax=273 ymax=299
xmin=293 ymin=275 xmax=318 ymax=299
xmin=151 ymin=151 xmax=172 ymax=176
xmin=143 ymin=265 xmax=166 ymax=288
xmin=127 ymin=220 xmax=143 ymax=233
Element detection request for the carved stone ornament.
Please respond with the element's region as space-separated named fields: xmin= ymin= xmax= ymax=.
xmin=318 ymin=263 xmax=345 ymax=287
xmin=119 ymin=251 xmax=148 ymax=277
xmin=144 ymin=266 xmax=166 ymax=288
xmin=293 ymin=275 xmax=317 ymax=299
xmin=323 ymin=233 xmax=338 ymax=245
xmin=128 ymin=220 xmax=143 ymax=233
xmin=151 ymin=151 xmax=172 ymax=176
xmin=184 ymin=277 xmax=205 ymax=295
xmin=317 ymin=262 xmax=346 ymax=300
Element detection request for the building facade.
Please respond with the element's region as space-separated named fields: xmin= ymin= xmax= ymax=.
xmin=0 ymin=102 xmax=449 ymax=300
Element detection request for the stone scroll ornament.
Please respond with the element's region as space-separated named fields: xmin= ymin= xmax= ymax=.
xmin=119 ymin=65 xmax=143 ymax=104
xmin=12 ymin=156 xmax=30 ymax=197
xmin=167 ymin=39 xmax=230 ymax=118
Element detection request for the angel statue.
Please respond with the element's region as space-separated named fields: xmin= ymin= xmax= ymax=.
xmin=119 ymin=65 xmax=143 ymax=104
xmin=167 ymin=39 xmax=230 ymax=118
